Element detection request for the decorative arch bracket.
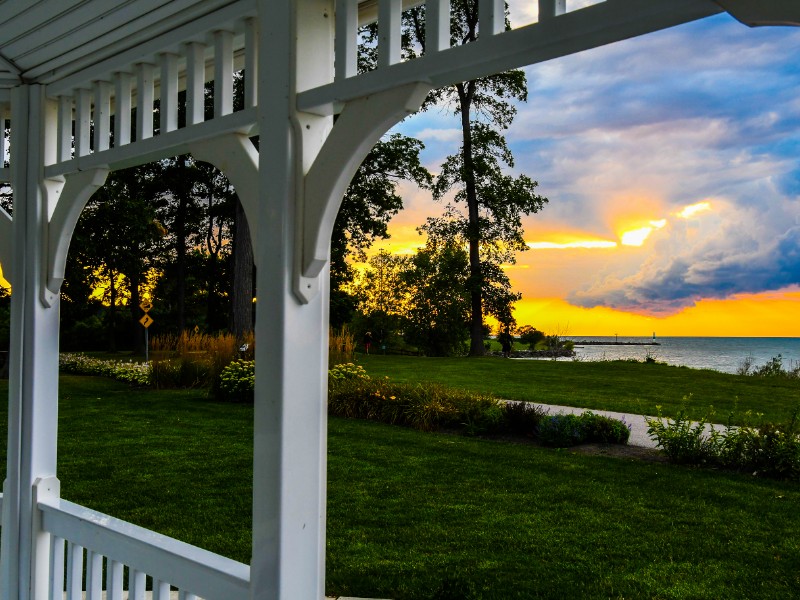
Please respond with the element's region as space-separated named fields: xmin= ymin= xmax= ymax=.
xmin=189 ymin=133 xmax=260 ymax=266
xmin=43 ymin=167 xmax=109 ymax=307
xmin=294 ymin=81 xmax=431 ymax=304
xmin=0 ymin=207 xmax=11 ymax=286
xmin=716 ymin=0 xmax=800 ymax=26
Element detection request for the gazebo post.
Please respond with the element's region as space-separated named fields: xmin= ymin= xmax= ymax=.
xmin=0 ymin=85 xmax=62 ymax=600
xmin=250 ymin=1 xmax=333 ymax=598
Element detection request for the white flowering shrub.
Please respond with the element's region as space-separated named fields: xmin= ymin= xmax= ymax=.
xmin=218 ymin=359 xmax=255 ymax=402
xmin=59 ymin=353 xmax=151 ymax=386
xmin=328 ymin=362 xmax=370 ymax=381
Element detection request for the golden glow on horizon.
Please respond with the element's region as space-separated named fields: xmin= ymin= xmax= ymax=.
xmin=527 ymin=240 xmax=617 ymax=250
xmin=513 ymin=290 xmax=800 ymax=337
xmin=678 ymin=201 xmax=712 ymax=219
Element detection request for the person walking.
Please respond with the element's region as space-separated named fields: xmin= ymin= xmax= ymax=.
xmin=363 ymin=331 xmax=373 ymax=354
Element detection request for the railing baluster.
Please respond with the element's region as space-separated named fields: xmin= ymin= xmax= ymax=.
xmin=86 ymin=551 xmax=103 ymax=600
xmin=136 ymin=62 xmax=156 ymax=140
xmin=185 ymin=42 xmax=207 ymax=126
xmin=214 ymin=30 xmax=234 ymax=118
xmin=114 ymin=72 xmax=133 ymax=146
xmin=425 ymin=0 xmax=450 ymax=53
xmin=160 ymin=53 xmax=179 ymax=132
xmin=66 ymin=543 xmax=84 ymax=600
xmin=244 ymin=17 xmax=259 ymax=107
xmin=75 ymin=88 xmax=92 ymax=156
xmin=335 ymin=0 xmax=358 ymax=80
xmin=153 ymin=579 xmax=171 ymax=600
xmin=479 ymin=0 xmax=504 ymax=36
xmin=0 ymin=104 xmax=5 ymax=167
xmin=93 ymin=81 xmax=111 ymax=152
xmin=129 ymin=569 xmax=147 ymax=600
xmin=56 ymin=97 xmax=72 ymax=162
xmin=378 ymin=0 xmax=402 ymax=68
xmin=49 ymin=536 xmax=65 ymax=600
xmin=539 ymin=0 xmax=566 ymax=20
xmin=106 ymin=559 xmax=124 ymax=600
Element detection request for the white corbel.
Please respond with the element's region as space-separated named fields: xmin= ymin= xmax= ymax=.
xmin=189 ymin=133 xmax=260 ymax=264
xmin=716 ymin=0 xmax=800 ymax=26
xmin=294 ymin=81 xmax=430 ymax=304
xmin=43 ymin=168 xmax=109 ymax=307
xmin=0 ymin=207 xmax=11 ymax=285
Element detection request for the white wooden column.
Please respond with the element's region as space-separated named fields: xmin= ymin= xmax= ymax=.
xmin=251 ymin=1 xmax=333 ymax=598
xmin=0 ymin=84 xmax=62 ymax=600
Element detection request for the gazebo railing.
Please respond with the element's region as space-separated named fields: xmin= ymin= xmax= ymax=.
xmin=39 ymin=496 xmax=249 ymax=600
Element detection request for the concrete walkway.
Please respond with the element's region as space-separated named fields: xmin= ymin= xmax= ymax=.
xmin=530 ymin=402 xmax=729 ymax=448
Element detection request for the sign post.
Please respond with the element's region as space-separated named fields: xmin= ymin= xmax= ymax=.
xmin=139 ymin=301 xmax=154 ymax=362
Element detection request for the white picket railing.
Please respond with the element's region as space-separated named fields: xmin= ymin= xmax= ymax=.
xmin=39 ymin=497 xmax=249 ymax=600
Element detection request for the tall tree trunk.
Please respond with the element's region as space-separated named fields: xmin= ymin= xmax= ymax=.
xmin=128 ymin=272 xmax=145 ymax=356
xmin=457 ymin=81 xmax=485 ymax=357
xmin=231 ymin=195 xmax=254 ymax=339
xmin=175 ymin=155 xmax=189 ymax=332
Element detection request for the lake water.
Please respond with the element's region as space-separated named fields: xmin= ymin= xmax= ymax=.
xmin=554 ymin=336 xmax=800 ymax=374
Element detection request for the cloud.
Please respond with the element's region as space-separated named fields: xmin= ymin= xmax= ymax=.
xmin=416 ymin=128 xmax=462 ymax=143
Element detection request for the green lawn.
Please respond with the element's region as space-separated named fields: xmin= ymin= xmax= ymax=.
xmin=358 ymin=354 xmax=800 ymax=425
xmin=0 ymin=374 xmax=799 ymax=598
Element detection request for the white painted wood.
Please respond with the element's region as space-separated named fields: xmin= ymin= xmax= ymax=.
xmin=184 ymin=42 xmax=207 ymax=126
xmin=106 ymin=559 xmax=124 ymax=600
xmin=39 ymin=497 xmax=250 ymax=600
xmin=136 ymin=63 xmax=155 ymax=141
xmin=539 ymin=0 xmax=567 ymax=21
xmin=188 ymin=133 xmax=259 ymax=261
xmin=300 ymin=82 xmax=429 ymax=292
xmin=114 ymin=72 xmax=133 ymax=147
xmin=159 ymin=53 xmax=179 ymax=133
xmin=129 ymin=569 xmax=147 ymax=600
xmin=335 ymin=0 xmax=359 ymax=80
xmin=48 ymin=537 xmax=64 ymax=600
xmin=251 ymin=2 xmax=332 ymax=598
xmin=44 ymin=168 xmax=109 ymax=305
xmin=76 ymin=89 xmax=92 ymax=156
xmin=93 ymin=81 xmax=112 ymax=152
xmin=57 ymin=96 xmax=73 ymax=162
xmin=45 ymin=107 xmax=257 ymax=179
xmin=244 ymin=18 xmax=258 ymax=108
xmin=214 ymin=30 xmax=234 ymax=118
xmin=718 ymin=0 xmax=800 ymax=26
xmin=0 ymin=208 xmax=11 ymax=285
xmin=425 ymin=0 xmax=450 ymax=52
xmin=0 ymin=102 xmax=6 ymax=166
xmin=378 ymin=0 xmax=402 ymax=68
xmin=153 ymin=579 xmax=171 ymax=600
xmin=1 ymin=86 xmax=63 ymax=600
xmin=86 ymin=551 xmax=103 ymax=600
xmin=66 ymin=543 xmax=83 ymax=600
xmin=479 ymin=0 xmax=505 ymax=36
xmin=43 ymin=2 xmax=254 ymax=97
xmin=298 ymin=0 xmax=725 ymax=115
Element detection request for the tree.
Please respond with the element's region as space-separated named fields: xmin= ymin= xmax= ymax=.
xmin=517 ymin=325 xmax=545 ymax=350
xmin=404 ymin=1 xmax=549 ymax=355
xmin=330 ymin=134 xmax=432 ymax=327
xmin=401 ymin=237 xmax=471 ymax=356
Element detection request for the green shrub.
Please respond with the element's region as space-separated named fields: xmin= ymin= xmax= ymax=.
xmin=645 ymin=403 xmax=717 ymax=464
xmin=580 ymin=411 xmax=631 ymax=444
xmin=328 ymin=362 xmax=369 ymax=381
xmin=537 ymin=414 xmax=587 ymax=447
xmin=218 ymin=359 xmax=255 ymax=403
xmin=502 ymin=401 xmax=548 ymax=437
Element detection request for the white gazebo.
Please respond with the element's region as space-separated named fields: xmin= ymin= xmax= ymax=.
xmin=0 ymin=1 xmax=796 ymax=598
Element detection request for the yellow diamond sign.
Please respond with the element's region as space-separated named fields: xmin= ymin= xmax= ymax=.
xmin=139 ymin=314 xmax=154 ymax=329
xmin=139 ymin=300 xmax=153 ymax=313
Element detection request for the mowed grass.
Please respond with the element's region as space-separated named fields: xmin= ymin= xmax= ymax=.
xmin=358 ymin=354 xmax=800 ymax=425
xmin=0 ymin=375 xmax=797 ymax=598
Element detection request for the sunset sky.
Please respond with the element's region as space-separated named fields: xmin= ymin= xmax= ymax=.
xmin=367 ymin=5 xmax=800 ymax=337
xmin=2 ymin=5 xmax=799 ymax=338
